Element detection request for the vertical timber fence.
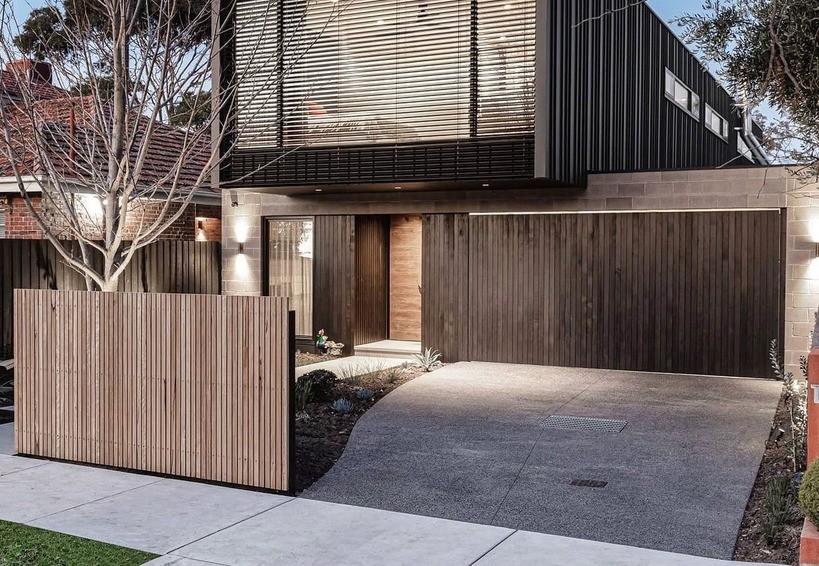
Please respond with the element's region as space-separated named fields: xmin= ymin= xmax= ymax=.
xmin=14 ymin=290 xmax=294 ymax=492
xmin=0 ymin=239 xmax=222 ymax=359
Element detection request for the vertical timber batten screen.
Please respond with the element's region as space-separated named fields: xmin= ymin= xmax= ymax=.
xmin=14 ymin=290 xmax=294 ymax=492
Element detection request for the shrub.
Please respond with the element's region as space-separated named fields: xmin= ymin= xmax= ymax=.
xmin=294 ymin=379 xmax=314 ymax=410
xmin=763 ymin=475 xmax=798 ymax=543
xmin=331 ymin=398 xmax=353 ymax=413
xmin=770 ymin=339 xmax=807 ymax=472
xmin=298 ymin=369 xmax=338 ymax=402
xmin=414 ymin=348 xmax=441 ymax=372
xmin=382 ymin=367 xmax=403 ymax=384
xmin=356 ymin=388 xmax=374 ymax=401
xmin=800 ymin=461 xmax=819 ymax=526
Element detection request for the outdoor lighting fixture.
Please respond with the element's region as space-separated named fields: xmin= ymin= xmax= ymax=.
xmin=196 ymin=218 xmax=206 ymax=242
xmin=394 ymin=186 xmax=402 ymax=190
xmin=234 ymin=220 xmax=249 ymax=254
xmin=315 ymin=188 xmax=322 ymax=192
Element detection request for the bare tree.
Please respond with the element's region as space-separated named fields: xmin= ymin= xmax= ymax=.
xmin=0 ymin=0 xmax=336 ymax=291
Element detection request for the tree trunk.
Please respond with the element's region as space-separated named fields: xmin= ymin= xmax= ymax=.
xmin=99 ymin=277 xmax=120 ymax=292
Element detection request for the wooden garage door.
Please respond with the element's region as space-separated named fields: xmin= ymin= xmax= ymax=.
xmin=423 ymin=210 xmax=783 ymax=377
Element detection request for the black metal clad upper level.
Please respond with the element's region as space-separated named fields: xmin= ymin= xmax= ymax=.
xmin=542 ymin=0 xmax=752 ymax=186
xmin=221 ymin=0 xmax=758 ymax=191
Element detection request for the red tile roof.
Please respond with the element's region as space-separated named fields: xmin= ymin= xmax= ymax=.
xmin=0 ymin=95 xmax=213 ymax=195
xmin=0 ymin=70 xmax=67 ymax=101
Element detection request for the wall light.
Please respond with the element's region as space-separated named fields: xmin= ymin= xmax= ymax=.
xmin=195 ymin=217 xmax=206 ymax=242
xmin=234 ymin=220 xmax=249 ymax=253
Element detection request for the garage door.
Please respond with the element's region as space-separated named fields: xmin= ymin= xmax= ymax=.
xmin=422 ymin=210 xmax=783 ymax=377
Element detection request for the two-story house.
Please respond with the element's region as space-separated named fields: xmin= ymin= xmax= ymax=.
xmin=216 ymin=0 xmax=814 ymax=378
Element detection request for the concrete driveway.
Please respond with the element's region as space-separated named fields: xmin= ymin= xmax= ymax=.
xmin=304 ymin=362 xmax=782 ymax=560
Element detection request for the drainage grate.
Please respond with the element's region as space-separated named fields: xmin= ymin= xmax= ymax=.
xmin=541 ymin=415 xmax=628 ymax=433
xmin=570 ymin=479 xmax=608 ymax=488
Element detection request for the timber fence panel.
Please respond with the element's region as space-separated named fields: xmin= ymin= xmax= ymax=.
xmin=14 ymin=289 xmax=293 ymax=492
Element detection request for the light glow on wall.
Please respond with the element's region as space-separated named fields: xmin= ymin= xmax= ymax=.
xmin=234 ymin=219 xmax=250 ymax=245
xmin=809 ymin=256 xmax=819 ymax=280
xmin=235 ymin=252 xmax=251 ymax=280
xmin=78 ymin=194 xmax=104 ymax=222
xmin=810 ymin=218 xmax=819 ymax=244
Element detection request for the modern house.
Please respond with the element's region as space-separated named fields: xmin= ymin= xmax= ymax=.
xmin=216 ymin=0 xmax=816 ymax=378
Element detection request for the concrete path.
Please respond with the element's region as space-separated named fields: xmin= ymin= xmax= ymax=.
xmin=304 ymin=362 xmax=782 ymax=560
xmin=0 ymin=422 xmax=12 ymax=455
xmin=295 ymin=355 xmax=407 ymax=379
xmin=0 ymin=453 xmax=778 ymax=565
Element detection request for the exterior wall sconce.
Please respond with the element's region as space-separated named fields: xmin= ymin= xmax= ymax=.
xmin=238 ymin=242 xmax=245 ymax=254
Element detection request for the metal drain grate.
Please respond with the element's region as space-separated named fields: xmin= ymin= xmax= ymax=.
xmin=541 ymin=415 xmax=628 ymax=433
xmin=570 ymin=479 xmax=608 ymax=488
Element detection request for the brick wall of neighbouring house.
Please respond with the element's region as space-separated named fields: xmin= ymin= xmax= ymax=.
xmin=222 ymin=166 xmax=819 ymax=376
xmin=0 ymin=196 xmax=221 ymax=241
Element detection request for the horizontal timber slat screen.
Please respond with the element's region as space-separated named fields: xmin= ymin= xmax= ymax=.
xmin=14 ymin=290 xmax=294 ymax=492
xmin=0 ymin=240 xmax=222 ymax=358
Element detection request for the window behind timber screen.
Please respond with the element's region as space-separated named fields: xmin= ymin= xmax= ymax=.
xmin=234 ymin=0 xmax=535 ymax=148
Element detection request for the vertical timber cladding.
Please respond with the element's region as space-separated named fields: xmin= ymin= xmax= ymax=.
xmin=355 ymin=216 xmax=389 ymax=345
xmin=313 ymin=216 xmax=356 ymax=352
xmin=14 ymin=290 xmax=293 ymax=492
xmin=424 ymin=211 xmax=783 ymax=377
xmin=389 ymin=216 xmax=423 ymax=341
xmin=421 ymin=214 xmax=470 ymax=362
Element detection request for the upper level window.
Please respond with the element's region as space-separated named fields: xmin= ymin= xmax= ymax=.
xmin=737 ymin=136 xmax=753 ymax=162
xmin=234 ymin=0 xmax=536 ymax=149
xmin=704 ymin=105 xmax=729 ymax=140
xmin=664 ymin=69 xmax=700 ymax=120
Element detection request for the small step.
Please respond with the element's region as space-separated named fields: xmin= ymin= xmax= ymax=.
xmin=355 ymin=340 xmax=421 ymax=361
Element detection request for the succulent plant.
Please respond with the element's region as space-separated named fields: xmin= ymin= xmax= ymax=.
xmin=414 ymin=348 xmax=442 ymax=372
xmin=331 ymin=398 xmax=354 ymax=413
xmin=356 ymin=388 xmax=374 ymax=401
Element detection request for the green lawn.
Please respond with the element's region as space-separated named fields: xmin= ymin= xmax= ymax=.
xmin=0 ymin=520 xmax=158 ymax=566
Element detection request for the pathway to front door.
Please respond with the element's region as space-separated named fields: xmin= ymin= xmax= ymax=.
xmin=303 ymin=362 xmax=782 ymax=560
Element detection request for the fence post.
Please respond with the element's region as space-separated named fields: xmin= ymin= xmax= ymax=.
xmin=802 ymin=347 xmax=819 ymax=565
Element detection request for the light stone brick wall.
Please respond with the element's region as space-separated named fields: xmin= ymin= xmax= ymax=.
xmin=222 ymin=166 xmax=819 ymax=375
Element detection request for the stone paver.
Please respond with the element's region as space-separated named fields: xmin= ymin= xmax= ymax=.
xmin=0 ymin=422 xmax=13 ymax=455
xmin=304 ymin=362 xmax=782 ymax=559
xmin=31 ymin=477 xmax=291 ymax=554
xmin=0 ymin=453 xmax=781 ymax=565
xmin=175 ymin=498 xmax=514 ymax=566
xmin=0 ymin=460 xmax=160 ymax=523
xmin=475 ymin=531 xmax=771 ymax=566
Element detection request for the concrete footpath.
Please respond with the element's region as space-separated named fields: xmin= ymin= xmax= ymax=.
xmin=0 ymin=448 xmax=779 ymax=566
xmin=295 ymin=355 xmax=406 ymax=379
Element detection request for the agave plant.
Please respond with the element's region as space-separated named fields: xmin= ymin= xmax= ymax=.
xmin=414 ymin=348 xmax=442 ymax=372
xmin=356 ymin=388 xmax=374 ymax=401
xmin=331 ymin=398 xmax=354 ymax=413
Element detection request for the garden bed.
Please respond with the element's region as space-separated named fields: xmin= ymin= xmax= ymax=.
xmin=733 ymin=387 xmax=802 ymax=565
xmin=292 ymin=362 xmax=436 ymax=493
xmin=296 ymin=351 xmax=334 ymax=367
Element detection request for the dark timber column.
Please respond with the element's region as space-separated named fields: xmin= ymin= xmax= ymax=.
xmin=313 ymin=215 xmax=355 ymax=354
xmin=422 ymin=214 xmax=470 ymax=362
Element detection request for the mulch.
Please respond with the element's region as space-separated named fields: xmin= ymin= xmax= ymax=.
xmin=292 ymin=364 xmax=431 ymax=494
xmin=733 ymin=387 xmax=802 ymax=565
xmin=296 ymin=351 xmax=330 ymax=367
